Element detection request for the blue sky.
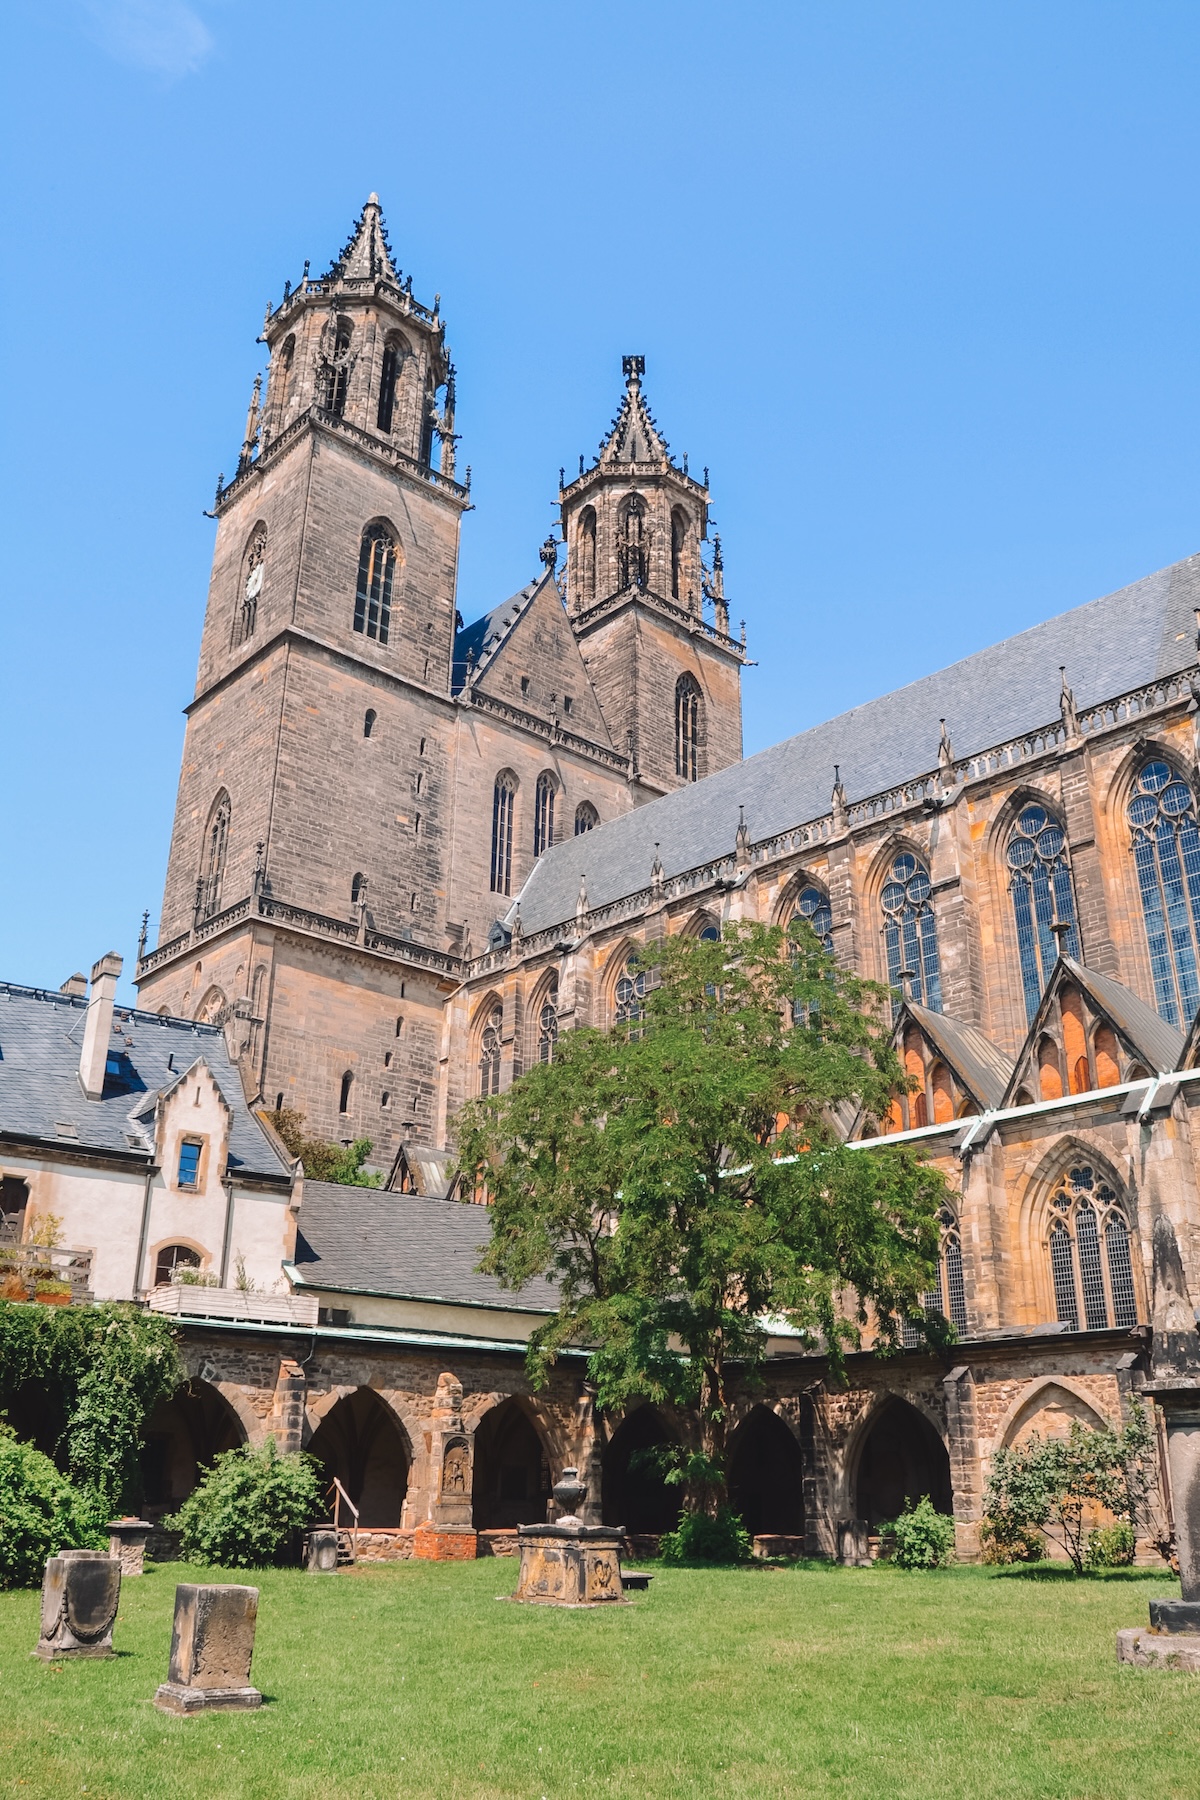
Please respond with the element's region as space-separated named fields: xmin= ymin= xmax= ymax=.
xmin=4 ymin=2 xmax=1200 ymax=999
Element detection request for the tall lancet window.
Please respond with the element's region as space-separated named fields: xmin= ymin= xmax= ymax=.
xmin=377 ymin=338 xmax=402 ymax=433
xmin=675 ymin=674 xmax=701 ymax=782
xmin=236 ymin=525 xmax=266 ymax=646
xmin=353 ymin=526 xmax=396 ymax=644
xmin=533 ymin=773 xmax=556 ymax=856
xmin=881 ymin=851 xmax=942 ymax=1012
xmin=322 ymin=319 xmax=353 ymax=417
xmin=618 ymin=494 xmax=647 ymax=590
xmin=1047 ymin=1164 xmax=1138 ymax=1331
xmin=537 ymin=980 xmax=559 ymax=1065
xmin=577 ymin=507 xmax=596 ymax=608
xmin=1128 ymin=758 xmax=1200 ymax=1025
xmin=670 ymin=509 xmax=686 ymax=600
xmin=490 ymin=773 xmax=516 ymax=894
xmin=199 ymin=792 xmax=231 ymax=921
xmin=479 ymin=1006 xmax=503 ymax=1096
xmin=1006 ymin=804 xmax=1080 ymax=1024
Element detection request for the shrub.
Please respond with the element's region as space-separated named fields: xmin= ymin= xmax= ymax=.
xmin=1084 ymin=1521 xmax=1136 ymax=1569
xmin=0 ymin=1426 xmax=103 ymax=1587
xmin=881 ymin=1495 xmax=957 ymax=1569
xmin=265 ymin=1108 xmax=382 ymax=1186
xmin=659 ymin=1507 xmax=751 ymax=1565
xmin=168 ymin=1438 xmax=323 ymax=1568
xmin=982 ymin=1410 xmax=1157 ymax=1574
xmin=979 ymin=1515 xmax=1047 ymax=1565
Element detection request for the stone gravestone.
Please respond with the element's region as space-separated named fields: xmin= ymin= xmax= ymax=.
xmin=36 ymin=1549 xmax=121 ymax=1659
xmin=304 ymin=1527 xmax=339 ymax=1573
xmin=514 ymin=1468 xmax=626 ymax=1606
xmin=837 ymin=1519 xmax=871 ymax=1567
xmin=154 ymin=1584 xmax=262 ymax=1713
xmin=1118 ymin=1218 xmax=1200 ymax=1671
xmin=107 ymin=1518 xmax=152 ymax=1577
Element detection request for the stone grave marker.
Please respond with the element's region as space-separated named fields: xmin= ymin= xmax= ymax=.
xmin=154 ymin=1583 xmax=263 ymax=1713
xmin=35 ymin=1549 xmax=121 ymax=1659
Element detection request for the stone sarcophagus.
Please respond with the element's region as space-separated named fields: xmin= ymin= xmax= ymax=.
xmin=36 ymin=1550 xmax=121 ymax=1659
xmin=154 ymin=1583 xmax=262 ymax=1713
xmin=514 ymin=1469 xmax=625 ymax=1607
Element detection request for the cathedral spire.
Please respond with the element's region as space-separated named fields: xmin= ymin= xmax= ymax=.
xmin=329 ymin=193 xmax=399 ymax=284
xmin=598 ymin=356 xmax=673 ymax=467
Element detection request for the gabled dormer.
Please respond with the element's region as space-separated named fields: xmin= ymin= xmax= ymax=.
xmin=871 ymin=1001 xmax=1013 ymax=1136
xmin=152 ymin=1060 xmax=233 ymax=1200
xmin=1001 ymin=956 xmax=1185 ymax=1107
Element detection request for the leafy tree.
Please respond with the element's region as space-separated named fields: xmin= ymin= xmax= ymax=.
xmin=0 ymin=1426 xmax=104 ymax=1587
xmin=883 ymin=1495 xmax=957 ymax=1569
xmin=457 ymin=920 xmax=949 ymax=1516
xmin=168 ymin=1438 xmax=324 ymax=1567
xmin=982 ymin=1404 xmax=1162 ymax=1574
xmin=265 ymin=1108 xmax=382 ymax=1186
xmin=0 ymin=1301 xmax=182 ymax=1515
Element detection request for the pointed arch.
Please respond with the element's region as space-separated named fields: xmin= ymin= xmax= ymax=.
xmin=473 ymin=992 xmax=505 ymax=1097
xmin=1017 ymin=1137 xmax=1141 ymax=1331
xmin=574 ymin=801 xmax=599 ymax=836
xmin=670 ymin=506 xmax=687 ymax=600
xmin=675 ymin=673 xmax=702 ymax=782
xmin=576 ymin=506 xmax=597 ymax=608
xmin=527 ymin=969 xmax=560 ymax=1066
xmin=470 ymin=1396 xmax=552 ymax=1529
xmin=1123 ymin=751 xmax=1200 ymax=1025
xmin=490 ymin=771 xmax=517 ymax=895
xmin=306 ymin=1386 xmax=411 ymax=1528
xmin=198 ymin=791 xmax=231 ymax=921
xmin=777 ymin=873 xmax=834 ymax=949
xmin=140 ymin=1377 xmax=248 ymax=1511
xmin=606 ymin=939 xmax=649 ymax=1033
xmin=847 ymin=1394 xmax=952 ymax=1530
xmin=353 ymin=520 xmax=400 ymax=645
xmin=602 ymin=1405 xmax=682 ymax=1534
xmin=726 ymin=1405 xmax=805 ymax=1538
xmin=235 ymin=521 xmax=266 ymax=646
xmin=1000 ymin=794 xmax=1081 ymax=1023
xmin=994 ymin=1376 xmax=1116 ymax=1452
xmin=533 ymin=771 xmax=558 ymax=857
xmin=617 ymin=492 xmax=647 ymax=590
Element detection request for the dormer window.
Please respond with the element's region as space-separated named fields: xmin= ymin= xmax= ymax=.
xmin=177 ymin=1140 xmax=202 ymax=1189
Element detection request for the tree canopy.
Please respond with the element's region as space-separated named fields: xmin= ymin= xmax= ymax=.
xmin=456 ymin=920 xmax=950 ymax=1511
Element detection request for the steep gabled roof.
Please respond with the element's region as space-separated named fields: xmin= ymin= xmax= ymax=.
xmin=1002 ymin=956 xmax=1185 ymax=1105
xmin=1177 ymin=1003 xmax=1200 ymax=1068
xmin=904 ymin=1002 xmax=1014 ymax=1110
xmin=0 ymin=984 xmax=290 ymax=1180
xmin=511 ymin=550 xmax=1200 ymax=936
xmin=452 ymin=577 xmax=543 ymax=694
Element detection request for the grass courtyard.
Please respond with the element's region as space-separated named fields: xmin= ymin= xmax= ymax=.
xmin=1 ymin=1557 xmax=1197 ymax=1800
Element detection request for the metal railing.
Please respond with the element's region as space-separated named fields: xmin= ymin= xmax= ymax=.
xmin=327 ymin=1477 xmax=360 ymax=1561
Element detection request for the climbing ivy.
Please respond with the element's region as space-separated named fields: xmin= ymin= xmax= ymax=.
xmin=0 ymin=1302 xmax=183 ymax=1516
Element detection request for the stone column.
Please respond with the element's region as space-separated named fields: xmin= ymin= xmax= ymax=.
xmin=107 ymin=1519 xmax=152 ymax=1576
xmin=943 ymin=1365 xmax=982 ymax=1561
xmin=413 ymin=1372 xmax=477 ymax=1560
xmin=270 ymin=1356 xmax=307 ymax=1454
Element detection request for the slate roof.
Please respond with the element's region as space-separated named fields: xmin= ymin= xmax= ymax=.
xmin=510 ymin=551 xmax=1200 ymax=935
xmin=451 ymin=574 xmax=548 ymax=695
xmin=291 ymin=1181 xmax=560 ymax=1312
xmin=0 ymin=983 xmax=291 ymax=1180
xmin=1059 ymin=958 xmax=1185 ymax=1077
xmin=905 ymin=1003 xmax=1014 ymax=1110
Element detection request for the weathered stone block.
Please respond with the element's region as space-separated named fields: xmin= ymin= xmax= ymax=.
xmin=1117 ymin=1627 xmax=1200 ymax=1671
xmin=154 ymin=1583 xmax=262 ymax=1714
xmin=36 ymin=1550 xmax=121 ymax=1659
xmin=1149 ymin=1598 xmax=1200 ymax=1634
xmin=304 ymin=1528 xmax=340 ymax=1573
xmin=108 ymin=1519 xmax=152 ymax=1577
xmin=513 ymin=1468 xmax=625 ymax=1606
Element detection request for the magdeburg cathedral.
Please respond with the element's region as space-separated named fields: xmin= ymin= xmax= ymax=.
xmin=9 ymin=194 xmax=1200 ymax=1560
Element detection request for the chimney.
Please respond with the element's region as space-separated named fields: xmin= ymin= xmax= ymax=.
xmin=60 ymin=972 xmax=87 ymax=998
xmin=79 ymin=952 xmax=122 ymax=1100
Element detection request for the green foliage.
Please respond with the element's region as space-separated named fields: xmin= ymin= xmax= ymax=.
xmin=1084 ymin=1521 xmax=1136 ymax=1569
xmin=168 ymin=1438 xmax=323 ymax=1567
xmin=982 ymin=1404 xmax=1160 ymax=1574
xmin=979 ymin=1515 xmax=1047 ymax=1565
xmin=0 ymin=1301 xmax=183 ymax=1515
xmin=266 ymin=1108 xmax=382 ymax=1186
xmin=0 ymin=1425 xmax=104 ymax=1587
xmin=457 ymin=921 xmax=948 ymax=1515
xmin=659 ymin=1506 xmax=752 ymax=1564
xmin=882 ymin=1495 xmax=957 ymax=1569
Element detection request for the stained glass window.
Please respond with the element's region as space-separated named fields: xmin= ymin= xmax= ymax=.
xmin=479 ymin=1007 xmax=503 ymax=1096
xmin=1006 ymin=804 xmax=1080 ymax=1023
xmin=199 ymin=793 xmax=230 ymax=921
xmin=490 ymin=774 xmax=516 ymax=894
xmin=537 ymin=986 xmax=559 ymax=1064
xmin=881 ymin=852 xmax=942 ymax=1012
xmin=1046 ymin=1165 xmax=1138 ymax=1331
xmin=614 ymin=957 xmax=647 ymax=1034
xmin=1128 ymin=759 xmax=1200 ymax=1026
xmin=791 ymin=885 xmax=833 ymax=950
xmin=901 ymin=1207 xmax=968 ymax=1343
xmin=353 ymin=525 xmax=396 ymax=644
xmin=534 ymin=774 xmax=556 ymax=856
xmin=575 ymin=803 xmax=598 ymax=836
xmin=676 ymin=675 xmax=701 ymax=782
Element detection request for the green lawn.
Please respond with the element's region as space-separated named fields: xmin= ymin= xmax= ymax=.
xmin=1 ymin=1557 xmax=1196 ymax=1800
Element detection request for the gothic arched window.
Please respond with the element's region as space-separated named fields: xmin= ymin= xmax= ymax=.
xmin=275 ymin=334 xmax=295 ymax=415
xmin=154 ymin=1243 xmax=201 ymax=1288
xmin=353 ymin=525 xmax=396 ymax=644
xmin=881 ymin=851 xmax=942 ymax=1012
xmin=1006 ymin=803 xmax=1080 ymax=1023
xmin=236 ymin=524 xmax=266 ymax=646
xmin=479 ymin=1006 xmax=503 ymax=1096
xmin=536 ymin=981 xmax=559 ymax=1065
xmin=1128 ymin=758 xmax=1200 ymax=1025
xmin=377 ymin=337 xmax=403 ymax=433
xmin=788 ymin=884 xmax=833 ymax=951
xmin=578 ymin=507 xmax=597 ymax=608
xmin=675 ymin=674 xmax=701 ymax=782
xmin=901 ymin=1206 xmax=968 ymax=1343
xmin=338 ymin=1070 xmax=353 ymax=1114
xmin=351 ymin=872 xmax=366 ymax=906
xmin=322 ymin=318 xmax=353 ymax=417
xmin=670 ymin=508 xmax=687 ymax=600
xmin=490 ymin=773 xmax=516 ymax=895
xmin=618 ymin=494 xmax=647 ymax=590
xmin=575 ymin=802 xmax=598 ymax=836
xmin=363 ymin=709 xmax=376 ymax=739
xmin=1047 ymin=1164 xmax=1138 ymax=1331
xmin=534 ymin=773 xmax=556 ymax=857
xmin=614 ymin=955 xmax=647 ymax=1035
xmin=199 ymin=792 xmax=230 ymax=921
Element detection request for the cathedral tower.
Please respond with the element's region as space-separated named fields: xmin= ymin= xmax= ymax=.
xmin=559 ymin=357 xmax=745 ymax=793
xmin=138 ymin=197 xmax=469 ymax=1149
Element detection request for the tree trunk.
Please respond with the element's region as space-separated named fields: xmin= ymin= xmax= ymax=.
xmin=697 ymin=1358 xmax=729 ymax=1517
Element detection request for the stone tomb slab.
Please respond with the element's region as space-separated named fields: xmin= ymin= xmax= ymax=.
xmin=1117 ymin=1627 xmax=1200 ymax=1672
xmin=36 ymin=1550 xmax=121 ymax=1659
xmin=154 ymin=1584 xmax=262 ymax=1714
